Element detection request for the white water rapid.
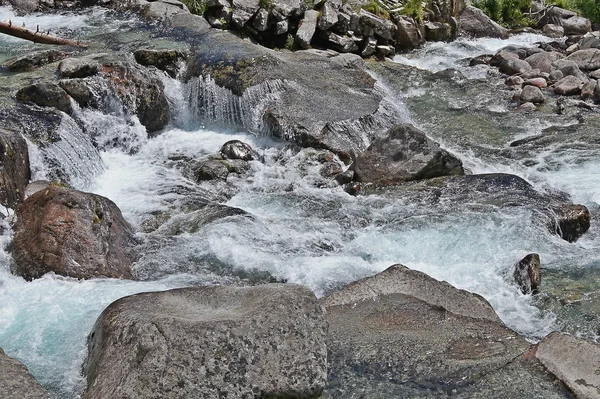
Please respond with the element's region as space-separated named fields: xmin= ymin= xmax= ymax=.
xmin=0 ymin=10 xmax=598 ymax=397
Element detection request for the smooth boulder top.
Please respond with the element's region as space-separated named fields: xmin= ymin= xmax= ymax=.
xmin=0 ymin=348 xmax=51 ymax=399
xmin=84 ymin=283 xmax=327 ymax=399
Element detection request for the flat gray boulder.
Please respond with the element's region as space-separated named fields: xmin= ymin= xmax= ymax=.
xmin=458 ymin=5 xmax=509 ymax=39
xmin=351 ymin=124 xmax=464 ymax=185
xmin=322 ymin=264 xmax=569 ymax=398
xmin=536 ymin=332 xmax=600 ymax=399
xmin=0 ymin=348 xmax=50 ymax=399
xmin=84 ymin=284 xmax=327 ymax=399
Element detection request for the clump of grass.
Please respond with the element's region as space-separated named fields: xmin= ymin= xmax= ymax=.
xmin=181 ymin=0 xmax=207 ymax=15
xmin=259 ymin=0 xmax=273 ymax=9
xmin=362 ymin=0 xmax=390 ymax=18
xmin=472 ymin=0 xmax=533 ymax=27
xmin=401 ymin=0 xmax=424 ymax=21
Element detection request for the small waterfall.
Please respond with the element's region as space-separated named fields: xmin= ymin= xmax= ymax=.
xmin=29 ymin=112 xmax=105 ymax=190
xmin=181 ymin=76 xmax=286 ymax=133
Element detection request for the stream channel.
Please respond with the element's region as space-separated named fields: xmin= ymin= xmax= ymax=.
xmin=0 ymin=6 xmax=599 ymax=398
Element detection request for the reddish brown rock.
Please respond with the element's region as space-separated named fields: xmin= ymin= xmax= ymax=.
xmin=10 ymin=186 xmax=138 ymax=280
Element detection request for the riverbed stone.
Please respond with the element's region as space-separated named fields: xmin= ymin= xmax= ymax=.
xmin=219 ymin=140 xmax=259 ymax=161
xmin=351 ymin=124 xmax=464 ymax=185
xmin=5 ymin=50 xmax=68 ymax=72
xmin=84 ymin=284 xmax=327 ymax=399
xmin=133 ymin=49 xmax=187 ymax=78
xmin=525 ymin=51 xmax=562 ymax=73
xmin=295 ymin=10 xmax=318 ymax=49
xmin=500 ymin=58 xmax=533 ymax=75
xmin=566 ymin=48 xmax=600 ymax=71
xmin=458 ymin=5 xmax=509 ymax=39
xmin=322 ymin=264 xmax=568 ymax=397
xmin=58 ymin=78 xmax=95 ymax=108
xmin=0 ymin=348 xmax=51 ymax=399
xmin=551 ymin=203 xmax=590 ymax=242
xmin=542 ymin=23 xmax=565 ymax=38
xmin=561 ymin=15 xmax=592 ymax=35
xmin=58 ymin=58 xmax=101 ymax=79
xmin=10 ymin=186 xmax=138 ymax=280
xmin=513 ymin=253 xmax=541 ymax=294
xmin=15 ymin=82 xmax=73 ymax=115
xmin=0 ymin=128 xmax=30 ymax=209
xmin=536 ymin=332 xmax=600 ymax=399
xmin=524 ymin=77 xmax=548 ymax=88
xmin=554 ymin=75 xmax=584 ymax=95
xmin=521 ymin=85 xmax=545 ymax=103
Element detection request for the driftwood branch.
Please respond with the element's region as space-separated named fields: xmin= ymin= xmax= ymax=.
xmin=0 ymin=21 xmax=87 ymax=48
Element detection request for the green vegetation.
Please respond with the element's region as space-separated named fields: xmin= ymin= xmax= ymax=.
xmin=285 ymin=34 xmax=295 ymax=51
xmin=180 ymin=0 xmax=207 ymax=15
xmin=259 ymin=0 xmax=273 ymax=9
xmin=361 ymin=0 xmax=390 ymax=18
xmin=549 ymin=0 xmax=600 ymax=23
xmin=401 ymin=0 xmax=424 ymax=21
xmin=472 ymin=0 xmax=533 ymax=27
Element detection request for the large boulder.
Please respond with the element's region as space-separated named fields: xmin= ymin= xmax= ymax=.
xmin=0 ymin=128 xmax=30 ymax=208
xmin=295 ymin=10 xmax=319 ymax=49
xmin=524 ymin=51 xmax=563 ymax=73
xmin=499 ymin=58 xmax=533 ymax=75
xmin=553 ymin=75 xmax=584 ymax=95
xmin=351 ymin=124 xmax=464 ymax=185
xmin=458 ymin=5 xmax=509 ymax=39
xmin=537 ymin=5 xmax=591 ymax=35
xmin=536 ymin=332 xmax=600 ymax=399
xmin=10 ymin=185 xmax=138 ymax=280
xmin=565 ymin=48 xmax=600 ymax=71
xmin=84 ymin=284 xmax=327 ymax=399
xmin=185 ymin=31 xmax=399 ymax=161
xmin=322 ymin=265 xmax=569 ymax=397
xmin=395 ymin=16 xmax=425 ymax=50
xmin=15 ymin=82 xmax=73 ymax=115
xmin=0 ymin=348 xmax=51 ymax=399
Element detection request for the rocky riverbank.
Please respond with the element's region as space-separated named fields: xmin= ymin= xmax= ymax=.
xmin=1 ymin=0 xmax=600 ymax=397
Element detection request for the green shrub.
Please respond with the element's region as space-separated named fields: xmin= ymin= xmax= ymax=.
xmin=362 ymin=0 xmax=390 ymax=19
xmin=401 ymin=0 xmax=424 ymax=21
xmin=181 ymin=0 xmax=207 ymax=15
xmin=473 ymin=0 xmax=533 ymax=27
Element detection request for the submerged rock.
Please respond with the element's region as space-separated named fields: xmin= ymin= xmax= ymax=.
xmin=351 ymin=124 xmax=464 ymax=185
xmin=513 ymin=253 xmax=541 ymax=294
xmin=10 ymin=186 xmax=138 ymax=280
xmin=0 ymin=128 xmax=30 ymax=208
xmin=0 ymin=348 xmax=51 ymax=399
xmin=536 ymin=332 xmax=600 ymax=399
xmin=322 ymin=264 xmax=568 ymax=397
xmin=84 ymin=284 xmax=327 ymax=399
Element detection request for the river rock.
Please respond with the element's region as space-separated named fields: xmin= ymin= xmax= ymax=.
xmin=566 ymin=48 xmax=600 ymax=71
xmin=500 ymin=58 xmax=533 ymax=75
xmin=0 ymin=348 xmax=51 ymax=399
xmin=542 ymin=24 xmax=565 ymax=38
xmin=10 ymin=186 xmax=138 ymax=280
xmin=231 ymin=0 xmax=260 ymax=27
xmin=553 ymin=75 xmax=584 ymax=95
xmin=359 ymin=9 xmax=396 ymax=42
xmin=561 ymin=15 xmax=592 ymax=35
xmin=552 ymin=59 xmax=588 ymax=82
xmin=524 ymin=77 xmax=548 ymax=88
xmin=581 ymin=79 xmax=596 ymax=99
xmin=322 ymin=264 xmax=568 ymax=397
xmin=0 ymin=128 xmax=30 ymax=208
xmin=351 ymin=124 xmax=464 ymax=185
xmin=525 ymin=51 xmax=562 ymax=73
xmin=100 ymin=60 xmax=169 ymax=132
xmin=536 ymin=332 xmax=600 ymax=398
xmin=15 ymin=82 xmax=73 ymax=115
xmin=395 ymin=16 xmax=424 ymax=50
xmin=490 ymin=48 xmax=520 ymax=67
xmin=458 ymin=5 xmax=509 ymax=39
xmin=271 ymin=0 xmax=305 ymax=20
xmin=295 ymin=10 xmax=318 ymax=49
xmin=58 ymin=78 xmax=95 ymax=108
xmin=513 ymin=253 xmax=541 ymax=294
xmin=5 ymin=50 xmax=68 ymax=72
xmin=517 ymin=101 xmax=537 ymax=112
xmin=551 ymin=203 xmax=590 ymax=242
xmin=84 ymin=284 xmax=327 ymax=399
xmin=58 ymin=58 xmax=101 ymax=79
xmin=186 ymin=31 xmax=396 ymax=161
xmin=520 ymin=85 xmax=545 ymax=103
xmin=219 ymin=140 xmax=259 ymax=161
xmin=133 ymin=49 xmax=187 ymax=78
xmin=318 ymin=1 xmax=338 ymax=30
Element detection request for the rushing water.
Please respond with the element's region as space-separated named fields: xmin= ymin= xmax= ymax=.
xmin=0 ymin=8 xmax=599 ymax=397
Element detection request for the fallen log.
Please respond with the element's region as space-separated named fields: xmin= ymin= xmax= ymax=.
xmin=0 ymin=21 xmax=87 ymax=48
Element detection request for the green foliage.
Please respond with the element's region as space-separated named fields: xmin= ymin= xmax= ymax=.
xmin=401 ymin=0 xmax=424 ymax=21
xmin=181 ymin=0 xmax=207 ymax=15
xmin=472 ymin=0 xmax=533 ymax=27
xmin=259 ymin=0 xmax=273 ymax=9
xmin=285 ymin=34 xmax=295 ymax=51
xmin=549 ymin=0 xmax=600 ymax=23
xmin=362 ymin=0 xmax=390 ymax=19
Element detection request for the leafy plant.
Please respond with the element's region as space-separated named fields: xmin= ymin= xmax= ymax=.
xmin=401 ymin=0 xmax=424 ymax=21
xmin=259 ymin=0 xmax=273 ymax=9
xmin=181 ymin=0 xmax=207 ymax=15
xmin=473 ymin=0 xmax=533 ymax=27
xmin=362 ymin=0 xmax=390 ymax=19
xmin=285 ymin=34 xmax=295 ymax=51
